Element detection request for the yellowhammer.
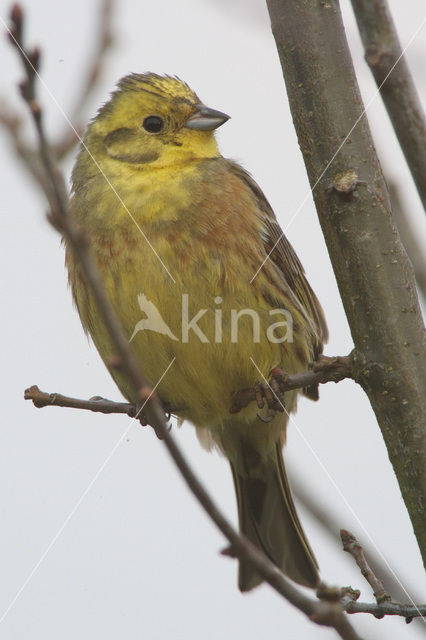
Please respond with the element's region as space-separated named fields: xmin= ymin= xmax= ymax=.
xmin=66 ymin=73 xmax=328 ymax=591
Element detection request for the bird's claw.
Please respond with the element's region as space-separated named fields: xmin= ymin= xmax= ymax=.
xmin=254 ymin=375 xmax=285 ymax=423
xmin=136 ymin=407 xmax=148 ymax=426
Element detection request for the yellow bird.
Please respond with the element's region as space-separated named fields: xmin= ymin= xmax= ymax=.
xmin=66 ymin=73 xmax=328 ymax=591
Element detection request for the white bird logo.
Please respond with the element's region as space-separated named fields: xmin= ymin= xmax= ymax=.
xmin=130 ymin=294 xmax=178 ymax=342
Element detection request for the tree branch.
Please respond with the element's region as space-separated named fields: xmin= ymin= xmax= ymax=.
xmin=24 ymin=385 xmax=137 ymax=418
xmin=341 ymin=530 xmax=391 ymax=604
xmin=230 ymin=354 xmax=353 ymax=413
xmin=266 ymin=0 xmax=426 ymax=566
xmin=350 ymin=0 xmax=426 ymax=213
xmin=7 ymin=4 xmax=168 ymax=440
xmin=53 ymin=0 xmax=114 ymax=159
xmin=344 ymin=600 xmax=426 ymax=622
xmin=0 ymin=0 xmax=114 ymax=199
xmin=387 ymin=180 xmax=426 ymax=302
xmin=292 ymin=474 xmax=425 ymax=608
xmin=340 ymin=530 xmax=426 ymax=623
xmin=23 ymin=354 xmax=354 ymax=419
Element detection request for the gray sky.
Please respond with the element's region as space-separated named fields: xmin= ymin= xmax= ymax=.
xmin=0 ymin=0 xmax=425 ymax=638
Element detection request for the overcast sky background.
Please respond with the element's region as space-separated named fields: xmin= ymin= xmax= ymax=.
xmin=0 ymin=1 xmax=425 ymax=638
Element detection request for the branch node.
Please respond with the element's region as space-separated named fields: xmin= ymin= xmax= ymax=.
xmin=341 ymin=586 xmax=361 ymax=602
xmin=340 ymin=529 xmax=391 ymax=604
xmin=331 ymin=169 xmax=360 ymax=197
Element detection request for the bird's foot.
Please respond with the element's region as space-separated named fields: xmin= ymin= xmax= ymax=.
xmin=254 ymin=372 xmax=286 ymax=423
xmin=135 ymin=406 xmax=149 ymax=426
xmin=229 ymin=370 xmax=288 ymax=418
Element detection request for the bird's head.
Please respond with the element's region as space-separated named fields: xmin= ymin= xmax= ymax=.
xmin=86 ymin=73 xmax=230 ymax=169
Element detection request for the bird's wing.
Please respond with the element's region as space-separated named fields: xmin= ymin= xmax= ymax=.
xmin=228 ymin=161 xmax=328 ymax=363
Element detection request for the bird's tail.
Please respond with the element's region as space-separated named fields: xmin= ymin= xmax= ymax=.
xmin=231 ymin=442 xmax=319 ymax=591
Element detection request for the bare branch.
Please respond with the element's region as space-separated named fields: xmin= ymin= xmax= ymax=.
xmin=143 ymin=426 xmax=366 ymax=640
xmin=339 ymin=531 xmax=426 ymax=621
xmin=23 ymin=384 xmax=177 ymax=426
xmin=7 ymin=4 xmax=168 ymax=441
xmin=23 ymin=354 xmax=354 ymax=421
xmin=388 ymin=180 xmax=426 ymax=302
xmin=230 ymin=354 xmax=353 ymax=414
xmin=24 ymin=385 xmax=137 ymax=418
xmin=344 ymin=599 xmax=426 ymax=622
xmin=53 ymin=0 xmax=114 ymax=159
xmin=0 ymin=107 xmax=55 ymax=203
xmin=0 ymin=0 xmax=114 ymax=193
xmin=341 ymin=530 xmax=391 ymax=604
xmin=292 ymin=474 xmax=425 ymax=607
xmin=350 ymin=0 xmax=426 ymax=213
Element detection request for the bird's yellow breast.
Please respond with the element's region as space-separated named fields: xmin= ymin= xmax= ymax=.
xmin=68 ymin=157 xmax=307 ymax=430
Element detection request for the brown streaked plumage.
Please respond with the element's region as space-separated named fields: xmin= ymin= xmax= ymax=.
xmin=66 ymin=73 xmax=328 ymax=591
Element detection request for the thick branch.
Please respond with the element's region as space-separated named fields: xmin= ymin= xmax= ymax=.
xmin=350 ymin=0 xmax=426 ymax=213
xmin=266 ymin=0 xmax=426 ymax=566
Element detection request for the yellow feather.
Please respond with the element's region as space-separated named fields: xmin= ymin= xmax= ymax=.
xmin=67 ymin=73 xmax=327 ymax=591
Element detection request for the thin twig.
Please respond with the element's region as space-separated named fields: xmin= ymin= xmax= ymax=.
xmin=0 ymin=0 xmax=114 ymax=193
xmin=340 ymin=531 xmax=426 ymax=623
xmin=24 ymin=355 xmax=353 ymax=419
xmin=23 ymin=384 xmax=177 ymax=423
xmin=24 ymin=385 xmax=137 ymax=417
xmin=230 ymin=354 xmax=354 ymax=413
xmin=350 ymin=0 xmax=426 ymax=213
xmin=53 ymin=0 xmax=114 ymax=159
xmin=292 ymin=474 xmax=425 ymax=607
xmin=7 ymin=4 xmax=168 ymax=441
xmin=150 ymin=421 xmax=366 ymax=640
xmin=341 ymin=529 xmax=391 ymax=603
xmin=344 ymin=600 xmax=426 ymax=622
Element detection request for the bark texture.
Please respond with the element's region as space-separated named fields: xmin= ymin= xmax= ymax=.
xmin=350 ymin=0 xmax=426 ymax=212
xmin=266 ymin=0 xmax=426 ymax=564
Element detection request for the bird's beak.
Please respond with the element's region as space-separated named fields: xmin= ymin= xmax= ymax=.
xmin=185 ymin=104 xmax=230 ymax=131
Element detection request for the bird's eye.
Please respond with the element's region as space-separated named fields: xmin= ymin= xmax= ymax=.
xmin=142 ymin=116 xmax=164 ymax=133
